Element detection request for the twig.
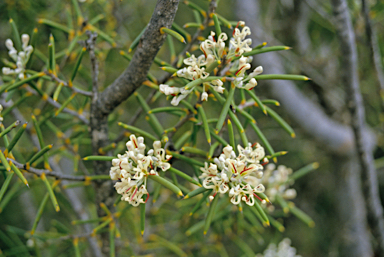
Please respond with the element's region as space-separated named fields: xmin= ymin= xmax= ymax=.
xmin=44 ymin=71 xmax=93 ymax=97
xmin=361 ymin=0 xmax=384 ymax=109
xmin=331 ymin=0 xmax=384 ymax=255
xmin=9 ymin=159 xmax=85 ymax=181
xmin=25 ymin=86 xmax=89 ymax=125
xmin=86 ymin=31 xmax=99 ymax=98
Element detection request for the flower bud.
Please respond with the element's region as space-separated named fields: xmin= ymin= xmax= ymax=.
xmin=201 ymin=91 xmax=208 ymax=101
xmin=21 ymin=34 xmax=30 ymax=48
xmin=2 ymin=67 xmax=12 ymax=75
xmin=18 ymin=51 xmax=26 ymax=59
xmin=5 ymin=39 xmax=14 ymax=50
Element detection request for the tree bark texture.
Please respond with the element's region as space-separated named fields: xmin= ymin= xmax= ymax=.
xmin=88 ymin=0 xmax=180 ymax=255
xmin=331 ymin=0 xmax=384 ymax=255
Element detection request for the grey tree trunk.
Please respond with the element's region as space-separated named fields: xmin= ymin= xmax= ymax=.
xmin=235 ymin=0 xmax=375 ymax=255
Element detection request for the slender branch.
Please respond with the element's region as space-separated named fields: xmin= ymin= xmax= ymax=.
xmin=9 ymin=159 xmax=86 ymax=181
xmin=44 ymin=71 xmax=93 ymax=97
xmin=25 ymin=87 xmax=89 ymax=125
xmin=331 ymin=0 xmax=384 ymax=255
xmin=361 ymin=0 xmax=384 ymax=107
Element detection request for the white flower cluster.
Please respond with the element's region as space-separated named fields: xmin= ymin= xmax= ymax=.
xmin=159 ymin=22 xmax=264 ymax=106
xmin=2 ymin=35 xmax=33 ymax=79
xmin=200 ymin=143 xmax=268 ymax=206
xmin=262 ymin=164 xmax=297 ymax=202
xmin=110 ymin=135 xmax=172 ymax=206
xmin=256 ymin=238 xmax=301 ymax=257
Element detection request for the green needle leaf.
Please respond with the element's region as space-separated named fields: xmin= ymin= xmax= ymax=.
xmin=83 ymin=156 xmax=114 ymax=161
xmin=10 ymin=162 xmax=29 ymax=187
xmin=190 ymin=190 xmax=211 ymax=216
xmin=212 ymin=13 xmax=222 ymax=38
xmin=31 ymin=180 xmax=59 ymax=235
xmin=26 ymin=144 xmax=53 ymax=167
xmin=0 ymin=172 xmax=14 ymax=202
xmin=118 ymin=122 xmax=158 ymax=141
xmin=249 ymin=122 xmax=275 ymax=158
xmin=204 ymin=195 xmax=219 ymax=234
xmin=288 ymin=162 xmax=319 ymax=182
xmin=140 ymin=195 xmax=146 ymax=235
xmin=288 ymin=202 xmax=315 ymax=227
xmin=168 ymin=151 xmax=204 ymax=167
xmin=70 ymin=47 xmax=86 ymax=83
xmin=9 ymin=19 xmax=21 ymax=50
xmin=245 ymin=90 xmax=267 ymax=115
xmin=197 ymin=104 xmax=211 ymax=145
xmin=216 ymin=84 xmax=235 ymax=134
xmin=0 ymin=120 xmax=20 ymax=138
xmin=265 ymin=106 xmax=296 ymax=138
xmin=227 ymin=119 xmax=235 ymax=150
xmin=255 ymin=74 xmax=310 ymax=81
xmin=148 ymin=175 xmax=183 ymax=197
xmin=168 ymin=167 xmax=201 ymax=186
xmin=134 ymin=92 xmax=163 ymax=138
xmin=41 ymin=173 xmax=60 ymax=212
xmin=38 ymin=19 xmax=71 ymax=33
xmin=184 ymin=186 xmax=208 ymax=199
xmin=128 ymin=26 xmax=146 ymax=52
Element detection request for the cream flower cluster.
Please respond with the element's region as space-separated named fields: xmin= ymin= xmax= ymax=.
xmin=159 ymin=22 xmax=264 ymax=106
xmin=262 ymin=164 xmax=297 ymax=202
xmin=200 ymin=143 xmax=268 ymax=206
xmin=2 ymin=35 xmax=33 ymax=79
xmin=256 ymin=238 xmax=301 ymax=257
xmin=110 ymin=135 xmax=172 ymax=206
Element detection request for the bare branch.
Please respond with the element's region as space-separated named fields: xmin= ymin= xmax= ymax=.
xmin=361 ymin=0 xmax=384 ymax=107
xmin=25 ymin=87 xmax=89 ymax=125
xmin=331 ymin=0 xmax=384 ymax=255
xmin=44 ymin=71 xmax=93 ymax=97
xmin=10 ymin=159 xmax=86 ymax=181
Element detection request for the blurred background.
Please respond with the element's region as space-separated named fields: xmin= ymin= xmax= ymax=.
xmin=0 ymin=0 xmax=383 ymax=256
